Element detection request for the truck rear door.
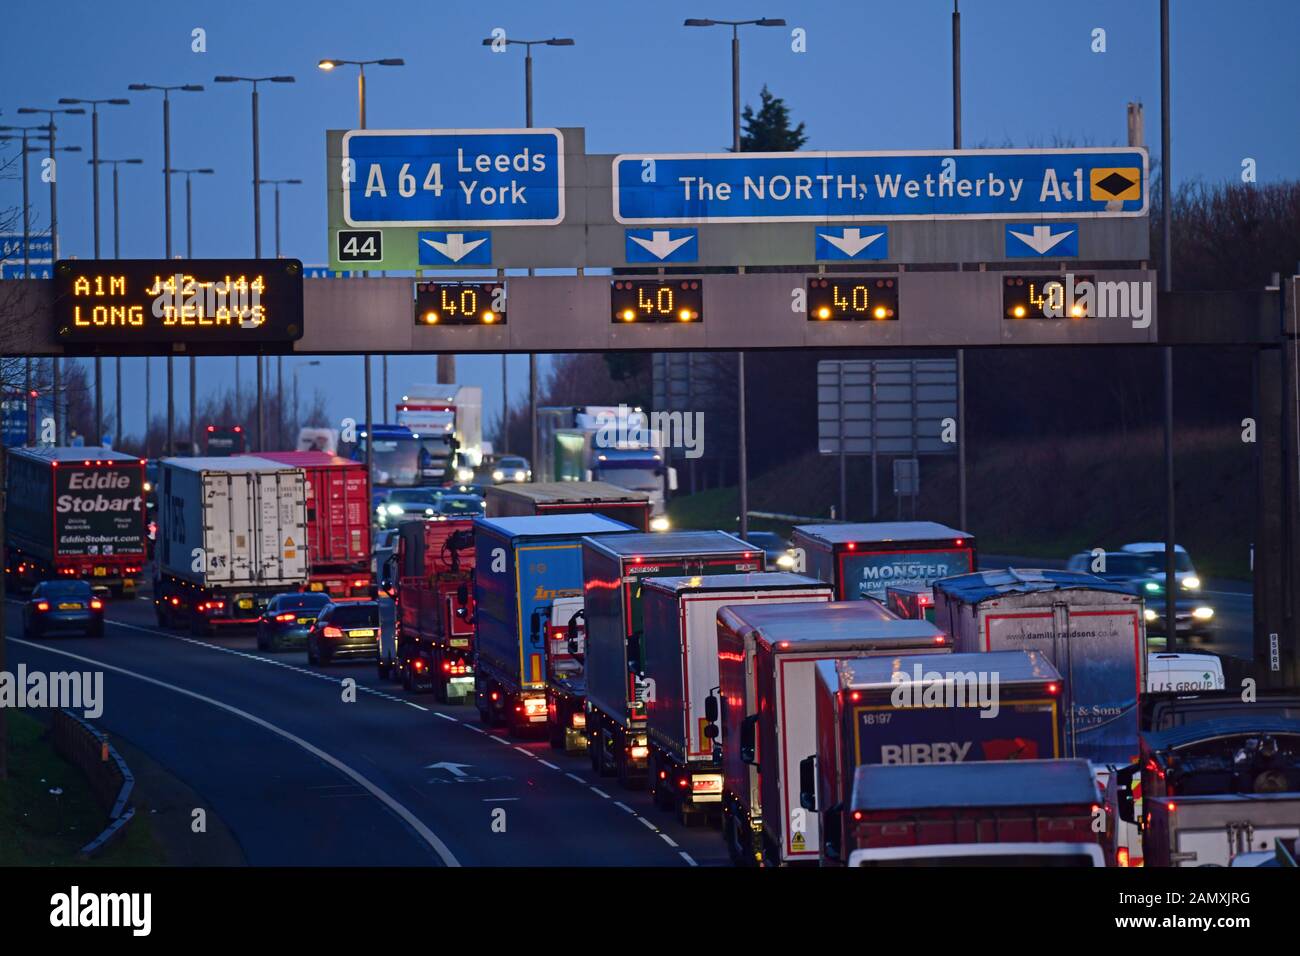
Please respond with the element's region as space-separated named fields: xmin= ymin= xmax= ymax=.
xmin=256 ymin=470 xmax=308 ymax=585
xmin=201 ymin=471 xmax=239 ymax=585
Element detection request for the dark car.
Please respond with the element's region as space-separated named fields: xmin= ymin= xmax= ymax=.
xmin=1066 ymin=551 xmax=1216 ymax=639
xmin=257 ymin=591 xmax=331 ymax=651
xmin=433 ymin=493 xmax=485 ymax=518
xmin=307 ymin=600 xmax=382 ymax=665
xmin=23 ymin=580 xmax=105 ymax=638
xmin=742 ymin=531 xmax=796 ymax=571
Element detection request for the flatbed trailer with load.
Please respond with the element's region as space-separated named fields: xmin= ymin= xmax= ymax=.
xmin=640 ymin=573 xmax=833 ymax=823
xmin=484 ymin=480 xmax=652 ymax=532
xmin=714 ymin=600 xmax=952 ymax=866
xmin=582 ymin=531 xmax=763 ymax=788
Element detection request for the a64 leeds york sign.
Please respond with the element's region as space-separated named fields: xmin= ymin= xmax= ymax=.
xmin=327 ymin=127 xmax=1149 ymax=271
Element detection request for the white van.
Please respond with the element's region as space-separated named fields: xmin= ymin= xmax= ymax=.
xmin=1146 ymin=652 xmax=1225 ymax=693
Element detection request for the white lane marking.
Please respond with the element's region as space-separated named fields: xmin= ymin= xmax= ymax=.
xmin=565 ymin=773 xmax=586 ymax=783
xmin=613 ymin=801 xmax=635 ymax=814
xmin=514 ymin=746 xmax=536 ymax=757
xmin=489 ymin=735 xmax=511 ymax=745
xmin=636 ymin=816 xmax=658 ymax=831
xmin=589 ymin=787 xmax=611 ymax=799
xmin=8 ymin=637 xmax=461 ymax=867
xmin=679 ymin=851 xmax=698 ymax=866
xmin=406 ymin=702 xmax=428 ymax=712
xmin=538 ymin=759 xmax=560 ymax=770
xmin=659 ymin=833 xmax=679 ymax=848
xmin=482 ymin=797 xmax=519 ymax=802
xmin=463 ymin=724 xmax=486 ymax=734
xmin=435 ymin=712 xmax=457 ymax=721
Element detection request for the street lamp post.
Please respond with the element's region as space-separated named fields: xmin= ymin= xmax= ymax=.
xmin=319 ymin=57 xmax=405 ymax=478
xmin=261 ymin=177 xmax=301 ymax=448
xmin=59 ymin=97 xmax=129 ymax=444
xmin=17 ymin=105 xmax=85 ymax=444
xmin=169 ymin=167 xmax=214 ymax=453
xmin=683 ymin=17 xmax=785 ymax=538
xmin=94 ymin=157 xmax=142 ymax=446
xmin=293 ymin=361 xmax=322 ymax=438
xmin=481 ymin=35 xmax=575 ymax=475
xmin=128 ymin=82 xmax=203 ymax=456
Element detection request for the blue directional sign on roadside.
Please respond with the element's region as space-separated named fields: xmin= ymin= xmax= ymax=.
xmin=2 ymin=262 xmax=52 ymax=279
xmin=0 ymin=233 xmax=54 ymax=260
xmin=815 ymin=226 xmax=888 ymax=261
xmin=343 ymin=128 xmax=564 ymax=227
xmin=303 ymin=265 xmax=357 ymax=278
xmin=418 ymin=230 xmax=492 ymax=266
xmin=624 ymin=228 xmax=697 ymax=264
xmin=613 ymin=148 xmax=1147 ymax=223
xmin=1005 ymin=223 xmax=1079 ymax=257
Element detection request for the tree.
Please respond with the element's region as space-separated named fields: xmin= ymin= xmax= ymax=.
xmin=738 ymin=85 xmax=807 ymax=152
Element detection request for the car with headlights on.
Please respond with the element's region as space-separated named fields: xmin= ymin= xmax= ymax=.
xmin=376 ymin=488 xmax=442 ymax=528
xmin=23 ymin=580 xmax=105 ymax=638
xmin=1066 ymin=550 xmax=1215 ymax=639
xmin=257 ymin=591 xmax=331 ymax=651
xmin=492 ymin=455 xmax=532 ymax=483
xmin=307 ymin=600 xmax=382 ymax=665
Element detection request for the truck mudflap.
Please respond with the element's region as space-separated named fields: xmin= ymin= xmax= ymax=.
xmin=474 ymin=666 xmax=548 ymax=736
xmin=649 ymin=744 xmax=724 ymax=824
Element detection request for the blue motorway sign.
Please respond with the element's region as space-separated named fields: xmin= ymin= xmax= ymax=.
xmin=613 ymin=148 xmax=1147 ymax=223
xmin=815 ymin=226 xmax=888 ymax=261
xmin=418 ymin=230 xmax=492 ymax=266
xmin=0 ymin=233 xmax=54 ymax=260
xmin=624 ymin=228 xmax=697 ymax=263
xmin=342 ymin=128 xmax=564 ymax=227
xmin=2 ymin=262 xmax=52 ymax=279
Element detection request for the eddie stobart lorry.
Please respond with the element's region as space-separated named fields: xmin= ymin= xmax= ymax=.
xmin=472 ymin=514 xmax=635 ymax=735
xmin=5 ymin=447 xmax=147 ymax=596
xmin=802 ymin=649 xmax=1066 ymax=866
xmin=582 ymin=531 xmax=763 ymax=788
xmin=639 ymin=573 xmax=833 ymax=823
xmin=791 ymin=521 xmax=975 ymax=604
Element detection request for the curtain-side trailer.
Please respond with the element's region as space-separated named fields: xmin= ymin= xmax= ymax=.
xmin=640 ymin=573 xmax=833 ymax=823
xmin=582 ymin=531 xmax=762 ymax=788
xmin=714 ymin=600 xmax=951 ymax=867
xmin=484 ymin=480 xmax=652 ymax=532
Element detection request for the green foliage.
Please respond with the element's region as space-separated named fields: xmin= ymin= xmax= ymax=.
xmin=739 ymin=86 xmax=807 ymax=152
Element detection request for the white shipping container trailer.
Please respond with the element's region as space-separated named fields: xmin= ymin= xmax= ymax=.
xmin=932 ymin=569 xmax=1146 ymax=767
xmin=154 ymin=457 xmax=309 ymax=634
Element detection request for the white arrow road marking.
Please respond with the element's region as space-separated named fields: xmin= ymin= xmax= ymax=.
xmin=1008 ymin=224 xmax=1074 ymax=255
xmin=819 ymin=227 xmax=885 ymax=257
xmin=421 ymin=233 xmax=487 ymax=262
xmin=9 ymin=637 xmax=461 ymax=867
xmin=425 ymin=761 xmax=475 ymax=779
xmin=629 ymin=230 xmax=694 ymax=260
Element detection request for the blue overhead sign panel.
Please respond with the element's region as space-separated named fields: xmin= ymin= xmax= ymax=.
xmin=612 ymin=148 xmax=1148 ymax=223
xmin=418 ymin=230 xmax=493 ymax=266
xmin=342 ymin=128 xmax=564 ymax=227
xmin=1005 ymin=223 xmax=1079 ymax=257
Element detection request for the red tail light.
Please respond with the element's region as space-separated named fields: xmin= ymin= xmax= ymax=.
xmin=323 ymin=625 xmax=343 ymax=639
xmin=1047 ymin=682 xmax=1059 ymax=694
xmin=677 ymin=777 xmax=688 ymax=789
xmin=413 ymin=659 xmax=426 ymax=672
xmin=36 ymin=601 xmax=50 ymax=612
xmin=275 ymin=612 xmax=296 ymax=623
xmin=1116 ymin=847 xmax=1131 ymax=867
xmin=90 ymin=599 xmax=104 ymax=611
xmin=352 ymin=578 xmax=367 ymax=587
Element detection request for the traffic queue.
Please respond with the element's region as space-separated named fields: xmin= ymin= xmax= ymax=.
xmin=10 ymin=447 xmax=1297 ymax=868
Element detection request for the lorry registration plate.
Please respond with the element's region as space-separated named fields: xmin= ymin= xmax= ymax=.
xmin=93 ymin=567 xmax=107 ymax=576
xmin=238 ymin=599 xmax=253 ymax=609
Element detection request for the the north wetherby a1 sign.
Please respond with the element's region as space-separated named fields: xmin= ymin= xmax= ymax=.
xmin=342 ymin=128 xmax=565 ymax=227
xmin=612 ymin=148 xmax=1148 ymax=223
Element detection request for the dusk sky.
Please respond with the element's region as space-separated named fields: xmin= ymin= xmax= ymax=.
xmin=3 ymin=0 xmax=1297 ymax=444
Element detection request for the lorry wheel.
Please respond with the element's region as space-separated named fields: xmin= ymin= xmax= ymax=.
xmin=376 ymin=659 xmax=390 ymax=681
xmin=401 ymin=665 xmax=413 ymax=691
xmin=433 ymin=676 xmax=448 ymax=704
xmin=548 ymin=719 xmax=564 ymax=750
xmin=589 ymin=729 xmax=604 ymax=774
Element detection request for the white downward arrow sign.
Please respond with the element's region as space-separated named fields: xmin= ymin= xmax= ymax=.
xmin=421 ymin=233 xmax=487 ymax=262
xmin=819 ymin=228 xmax=885 ymax=257
xmin=629 ymin=230 xmax=694 ymax=260
xmin=425 ymin=761 xmax=474 ymax=778
xmin=1008 ymin=225 xmax=1074 ymax=255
